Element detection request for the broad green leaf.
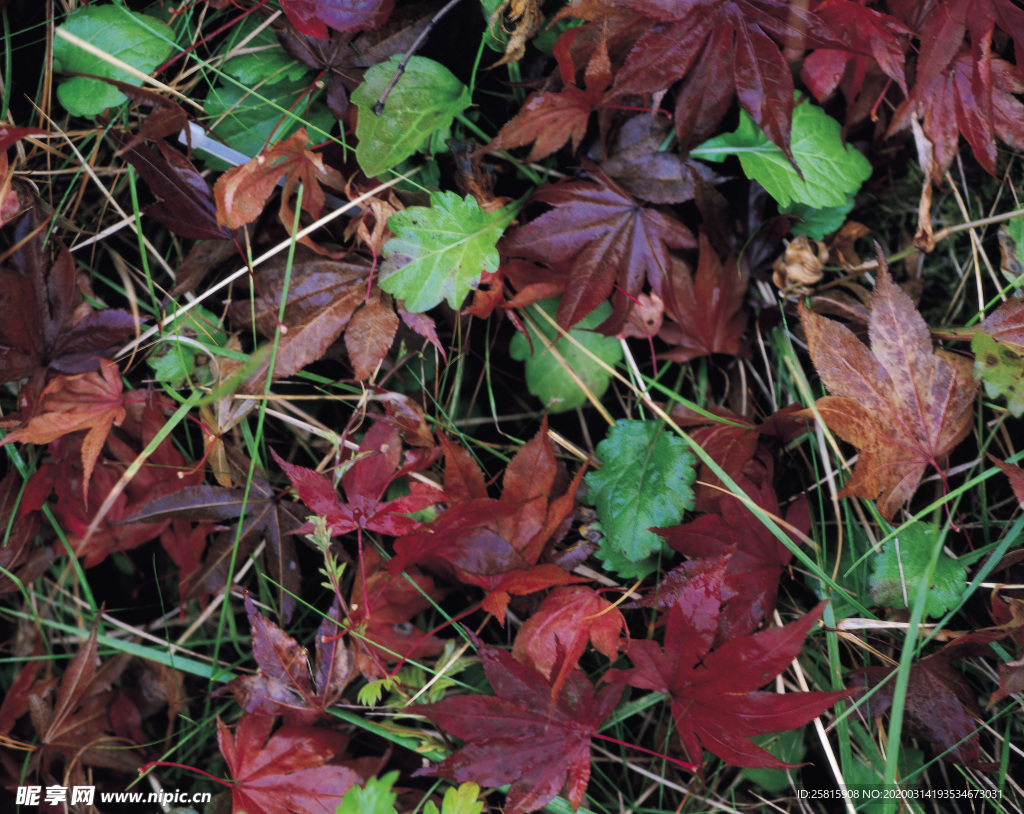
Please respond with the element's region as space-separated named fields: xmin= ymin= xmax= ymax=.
xmin=583 ymin=420 xmax=697 ymax=573
xmin=869 ymin=523 xmax=966 ymax=618
xmin=202 ymin=79 xmax=332 ymax=171
xmin=148 ymin=305 xmax=228 ymax=387
xmin=510 ymin=297 xmax=623 ymax=413
xmin=352 ymin=55 xmax=471 ymax=177
xmin=974 ymin=329 xmax=1024 ymax=417
xmin=783 ymin=195 xmax=855 ymax=240
xmin=380 ymin=191 xmax=517 ymax=312
xmin=336 ymin=771 xmax=398 ymax=814
xmin=691 ymin=98 xmax=872 ymax=209
xmin=53 ymin=5 xmax=175 ymax=117
xmin=222 ymin=18 xmax=308 ymax=86
xmin=741 ymin=730 xmax=807 ymax=792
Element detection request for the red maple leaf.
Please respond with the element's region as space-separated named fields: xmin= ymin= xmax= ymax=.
xmin=558 ymin=0 xmax=843 ymax=157
xmin=801 ymin=0 xmax=911 ymax=107
xmin=348 ymin=548 xmax=447 ymax=679
xmin=501 ymin=165 xmax=695 ymax=331
xmin=658 ymin=232 xmax=749 ymax=362
xmin=657 ymin=472 xmax=810 ymax=641
xmin=512 ymin=586 xmax=626 ymax=703
xmin=606 ymin=558 xmax=850 ymax=770
xmin=389 ymin=420 xmax=584 ymax=618
xmin=490 ymin=26 xmax=611 ymax=162
xmin=888 ymin=43 xmax=1024 ymax=180
xmin=0 ymin=210 xmax=136 ymax=399
xmin=218 ymin=713 xmax=360 ymax=814
xmin=272 ymin=419 xmax=440 ymax=539
xmin=222 ymin=594 xmax=353 ymax=725
xmin=854 ymin=651 xmax=997 ymax=769
xmin=417 ymin=641 xmax=623 ymax=814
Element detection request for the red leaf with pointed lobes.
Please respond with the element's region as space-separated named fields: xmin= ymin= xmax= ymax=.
xmin=561 ymin=0 xmax=843 ymax=160
xmin=349 ymin=548 xmax=446 ymax=679
xmin=659 ymin=232 xmax=749 ymax=362
xmin=273 ymin=419 xmax=441 ymax=538
xmin=512 ymin=586 xmax=626 ymax=703
xmin=490 ymin=26 xmax=611 ymax=162
xmin=801 ymin=0 xmax=910 ymax=105
xmin=417 ymin=641 xmax=623 ymax=814
xmin=657 ymin=471 xmax=809 ymax=641
xmin=606 ymin=558 xmax=850 ymax=770
xmin=219 ymin=713 xmax=360 ymax=814
xmin=888 ymin=44 xmax=1024 ymax=181
xmin=501 ymin=164 xmax=694 ymax=331
xmin=797 ymin=256 xmax=977 ymax=520
xmin=223 ymin=594 xmax=352 ymax=724
xmin=390 ymin=420 xmax=585 ymax=619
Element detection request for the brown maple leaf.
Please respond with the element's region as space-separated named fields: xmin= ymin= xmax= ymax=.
xmin=798 ymin=257 xmax=977 ymax=520
xmin=0 ymin=359 xmax=126 ymax=499
xmin=214 ymin=127 xmax=344 ymax=254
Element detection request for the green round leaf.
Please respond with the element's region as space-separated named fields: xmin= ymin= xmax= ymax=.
xmin=352 ymin=55 xmax=471 ymax=178
xmin=53 ymin=5 xmax=175 ymax=117
xmin=510 ymin=297 xmax=623 ymax=413
xmin=869 ymin=523 xmax=967 ymax=618
xmin=222 ymin=18 xmax=308 ymax=86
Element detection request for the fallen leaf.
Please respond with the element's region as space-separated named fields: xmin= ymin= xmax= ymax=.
xmin=501 ymin=164 xmax=695 ymax=332
xmin=606 ymin=558 xmax=850 ymax=770
xmin=798 ymin=257 xmax=977 ymax=520
xmin=278 ymin=0 xmax=393 ymax=40
xmin=219 ymin=713 xmax=360 ymax=814
xmin=659 ymin=233 xmax=749 ymax=362
xmin=417 ymin=640 xmax=623 ymax=814
xmin=512 ymin=586 xmax=626 ymax=703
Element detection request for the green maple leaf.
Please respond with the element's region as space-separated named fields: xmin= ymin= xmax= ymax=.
xmin=380 ymin=191 xmax=517 ymax=312
xmin=691 ymin=96 xmax=871 ymax=209
xmin=869 ymin=523 xmax=966 ymax=618
xmin=336 ymin=771 xmax=399 ymax=814
xmin=352 ymin=55 xmax=471 ymax=178
xmin=584 ymin=420 xmax=696 ymax=578
xmin=53 ymin=5 xmax=175 ymax=117
xmin=510 ymin=297 xmax=623 ymax=413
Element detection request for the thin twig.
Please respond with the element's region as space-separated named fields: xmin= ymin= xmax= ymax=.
xmin=375 ymin=0 xmax=463 ymax=115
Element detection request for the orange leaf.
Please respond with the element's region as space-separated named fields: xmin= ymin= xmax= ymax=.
xmin=0 ymin=359 xmax=125 ymax=499
xmin=798 ymin=260 xmax=976 ymax=519
xmin=213 ymin=128 xmax=343 ymax=250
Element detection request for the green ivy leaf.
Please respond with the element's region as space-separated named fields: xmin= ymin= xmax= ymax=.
xmin=583 ymin=420 xmax=696 ymax=575
xmin=53 ymin=5 xmax=175 ymax=117
xmin=336 ymin=771 xmax=399 ymax=814
xmin=869 ymin=523 xmax=966 ymax=618
xmin=510 ymin=297 xmax=623 ymax=413
xmin=222 ymin=18 xmax=308 ymax=86
xmin=202 ymin=78 xmax=333 ymax=170
xmin=352 ymin=55 xmax=471 ymax=178
xmin=691 ymin=97 xmax=872 ymax=209
xmin=380 ymin=191 xmax=517 ymax=312
xmin=973 ymin=331 xmax=1024 ymax=417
